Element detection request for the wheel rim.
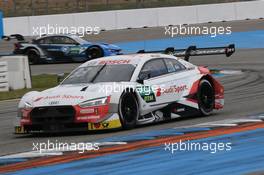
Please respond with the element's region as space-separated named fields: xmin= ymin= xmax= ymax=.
xmin=121 ymin=94 xmax=138 ymax=123
xmin=200 ymin=83 xmax=214 ymax=110
xmin=28 ymin=51 xmax=38 ymax=64
xmin=88 ymin=48 xmax=102 ymax=59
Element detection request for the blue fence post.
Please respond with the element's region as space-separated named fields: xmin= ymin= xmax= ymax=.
xmin=0 ymin=11 xmax=3 ymax=38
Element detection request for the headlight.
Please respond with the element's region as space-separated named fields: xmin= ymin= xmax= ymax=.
xmin=79 ymin=97 xmax=109 ymax=108
xmin=24 ymin=102 xmax=33 ymax=110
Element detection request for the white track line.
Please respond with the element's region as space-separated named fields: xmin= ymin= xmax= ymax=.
xmin=197 ymin=123 xmax=238 ymax=127
xmin=0 ymin=151 xmax=63 ymax=159
xmin=0 ymin=142 xmax=127 ymax=159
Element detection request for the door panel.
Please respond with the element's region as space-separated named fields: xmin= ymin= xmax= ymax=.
xmin=138 ymin=58 xmax=195 ymax=113
xmin=37 ymin=36 xmax=78 ymax=61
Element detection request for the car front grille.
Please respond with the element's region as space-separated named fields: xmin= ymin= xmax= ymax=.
xmin=30 ymin=106 xmax=75 ymax=124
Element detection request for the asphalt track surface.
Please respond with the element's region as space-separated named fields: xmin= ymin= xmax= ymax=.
xmin=0 ymin=20 xmax=264 ymax=156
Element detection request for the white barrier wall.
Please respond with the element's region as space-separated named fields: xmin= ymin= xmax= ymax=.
xmin=157 ymin=6 xmax=198 ymax=26
xmin=73 ymin=11 xmax=117 ymax=30
xmin=196 ymin=3 xmax=237 ymax=23
xmin=236 ymin=1 xmax=264 ymax=20
xmin=3 ymin=1 xmax=264 ymax=36
xmin=0 ymin=55 xmax=31 ymax=91
xmin=116 ymin=8 xmax=158 ymax=29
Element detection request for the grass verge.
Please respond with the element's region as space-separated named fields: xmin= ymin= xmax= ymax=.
xmin=0 ymin=74 xmax=58 ymax=101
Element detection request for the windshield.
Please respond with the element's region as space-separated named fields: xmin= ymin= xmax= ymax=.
xmin=71 ymin=35 xmax=88 ymax=44
xmin=62 ymin=64 xmax=136 ymax=84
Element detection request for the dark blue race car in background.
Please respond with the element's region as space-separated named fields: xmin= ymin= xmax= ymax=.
xmin=11 ymin=34 xmax=121 ymax=64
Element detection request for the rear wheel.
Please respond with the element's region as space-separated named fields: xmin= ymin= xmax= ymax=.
xmin=198 ymin=79 xmax=215 ymax=116
xmin=26 ymin=49 xmax=40 ymax=64
xmin=119 ymin=92 xmax=139 ymax=129
xmin=86 ymin=46 xmax=104 ymax=60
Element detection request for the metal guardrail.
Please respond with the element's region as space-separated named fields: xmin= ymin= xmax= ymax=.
xmin=0 ymin=0 xmax=253 ymax=17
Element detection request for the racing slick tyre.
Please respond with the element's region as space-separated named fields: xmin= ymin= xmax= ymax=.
xmin=197 ymin=79 xmax=215 ymax=116
xmin=26 ymin=49 xmax=40 ymax=64
xmin=86 ymin=46 xmax=104 ymax=60
xmin=119 ymin=92 xmax=139 ymax=129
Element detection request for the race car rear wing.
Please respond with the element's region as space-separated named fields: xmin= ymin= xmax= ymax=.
xmin=137 ymin=44 xmax=235 ymax=61
xmin=2 ymin=34 xmax=25 ymax=41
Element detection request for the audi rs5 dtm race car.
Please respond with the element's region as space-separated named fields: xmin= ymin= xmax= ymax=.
xmin=14 ymin=45 xmax=235 ymax=134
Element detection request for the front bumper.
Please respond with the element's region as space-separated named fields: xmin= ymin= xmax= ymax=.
xmin=14 ymin=104 xmax=121 ymax=134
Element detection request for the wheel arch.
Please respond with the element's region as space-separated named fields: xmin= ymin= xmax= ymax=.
xmin=201 ymin=74 xmax=215 ymax=91
xmin=25 ymin=46 xmax=41 ymax=54
xmin=118 ymin=87 xmax=139 ymax=129
xmin=86 ymin=45 xmax=105 ymax=53
xmin=122 ymin=87 xmax=140 ymax=103
xmin=200 ymin=74 xmax=224 ymax=110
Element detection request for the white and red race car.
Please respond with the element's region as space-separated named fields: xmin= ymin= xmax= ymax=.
xmin=14 ymin=45 xmax=235 ymax=133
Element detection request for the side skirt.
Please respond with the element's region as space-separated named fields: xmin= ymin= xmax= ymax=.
xmin=137 ymin=102 xmax=200 ymax=125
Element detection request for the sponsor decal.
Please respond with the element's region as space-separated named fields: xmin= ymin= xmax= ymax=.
xmin=158 ymin=85 xmax=188 ymax=96
xmin=14 ymin=126 xmax=27 ymax=134
xmin=156 ymin=88 xmax=162 ymax=97
xmin=69 ymin=46 xmax=80 ymax=54
xmin=35 ymin=95 xmax=84 ymax=102
xmin=88 ymin=119 xmax=121 ymax=130
xmin=98 ymin=60 xmax=131 ymax=65
xmin=80 ymin=108 xmax=96 ymax=114
xmin=173 ymin=108 xmax=185 ymax=112
xmin=75 ymin=104 xmax=108 ymax=123
xmin=137 ymin=85 xmax=156 ymax=103
xmin=77 ymin=115 xmax=100 ymax=120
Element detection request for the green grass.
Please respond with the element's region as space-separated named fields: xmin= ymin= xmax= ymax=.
xmin=0 ymin=74 xmax=59 ymax=101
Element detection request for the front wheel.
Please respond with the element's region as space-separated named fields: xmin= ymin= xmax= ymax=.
xmin=197 ymin=79 xmax=215 ymax=116
xmin=119 ymin=92 xmax=139 ymax=129
xmin=86 ymin=46 xmax=104 ymax=60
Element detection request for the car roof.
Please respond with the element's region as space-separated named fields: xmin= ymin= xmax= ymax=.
xmin=36 ymin=34 xmax=77 ymax=40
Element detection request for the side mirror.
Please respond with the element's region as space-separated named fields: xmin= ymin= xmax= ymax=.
xmin=137 ymin=70 xmax=151 ymax=84
xmin=57 ymin=73 xmax=65 ymax=84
